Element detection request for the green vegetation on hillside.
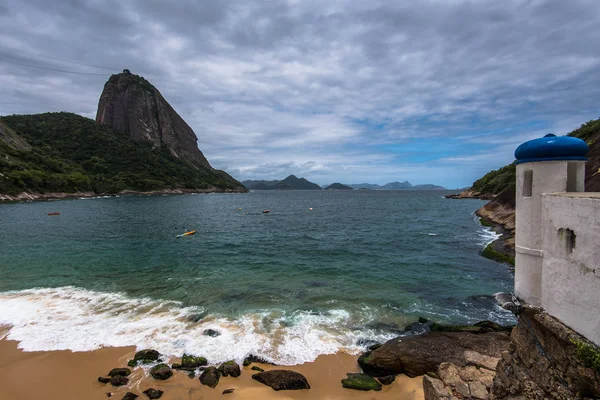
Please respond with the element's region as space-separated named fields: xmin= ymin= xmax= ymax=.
xmin=471 ymin=163 xmax=516 ymax=196
xmin=570 ymin=119 xmax=600 ymax=143
xmin=0 ymin=112 xmax=243 ymax=195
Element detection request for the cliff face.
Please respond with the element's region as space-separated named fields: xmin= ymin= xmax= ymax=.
xmin=493 ymin=305 xmax=600 ymax=399
xmin=0 ymin=120 xmax=30 ymax=151
xmin=96 ymin=71 xmax=211 ymax=169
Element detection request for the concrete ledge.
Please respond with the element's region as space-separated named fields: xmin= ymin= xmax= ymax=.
xmin=515 ymin=245 xmax=543 ymax=258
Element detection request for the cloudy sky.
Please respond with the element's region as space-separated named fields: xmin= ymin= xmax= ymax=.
xmin=1 ymin=0 xmax=599 ymax=187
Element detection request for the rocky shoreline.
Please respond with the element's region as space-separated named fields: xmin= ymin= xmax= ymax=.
xmin=446 ymin=190 xmax=515 ymax=265
xmin=91 ymin=318 xmax=515 ymax=399
xmin=0 ymin=187 xmax=248 ymax=203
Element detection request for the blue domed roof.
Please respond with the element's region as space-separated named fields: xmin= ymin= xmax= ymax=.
xmin=514 ymin=134 xmax=588 ymax=164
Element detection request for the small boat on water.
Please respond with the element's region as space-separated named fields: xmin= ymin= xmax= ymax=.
xmin=48 ymin=212 xmax=60 ymax=216
xmin=263 ymin=210 xmax=270 ymax=214
xmin=177 ymin=230 xmax=196 ymax=238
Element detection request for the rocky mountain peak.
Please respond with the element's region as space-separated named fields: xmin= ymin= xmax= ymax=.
xmin=96 ymin=70 xmax=211 ymax=169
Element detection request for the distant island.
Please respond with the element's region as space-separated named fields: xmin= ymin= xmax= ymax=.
xmin=0 ymin=70 xmax=246 ymax=201
xmin=325 ymin=182 xmax=353 ymax=190
xmin=242 ymin=175 xmax=322 ymax=190
xmin=347 ymin=181 xmax=447 ymax=190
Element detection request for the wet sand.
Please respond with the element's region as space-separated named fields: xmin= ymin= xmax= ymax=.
xmin=0 ymin=339 xmax=423 ymax=400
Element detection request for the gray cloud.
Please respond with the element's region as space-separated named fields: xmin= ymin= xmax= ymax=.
xmin=1 ymin=0 xmax=599 ymax=187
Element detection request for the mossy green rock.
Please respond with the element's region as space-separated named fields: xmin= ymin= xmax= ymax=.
xmin=127 ymin=359 xmax=137 ymax=368
xmin=181 ymin=354 xmax=207 ymax=369
xmin=200 ymin=366 xmax=221 ymax=388
xmin=218 ymin=360 xmax=241 ymax=377
xmin=341 ymin=373 xmax=382 ymax=391
xmin=251 ymin=366 xmax=264 ymax=372
xmin=150 ymin=363 xmax=173 ymax=380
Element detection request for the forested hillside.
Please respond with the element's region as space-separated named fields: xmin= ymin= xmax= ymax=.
xmin=0 ymin=112 xmax=244 ymax=196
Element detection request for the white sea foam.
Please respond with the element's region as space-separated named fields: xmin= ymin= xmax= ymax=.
xmin=0 ymin=287 xmax=394 ymax=365
xmin=478 ymin=226 xmax=501 ymax=247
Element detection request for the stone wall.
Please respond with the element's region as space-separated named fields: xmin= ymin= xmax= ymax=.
xmin=492 ymin=304 xmax=600 ymax=400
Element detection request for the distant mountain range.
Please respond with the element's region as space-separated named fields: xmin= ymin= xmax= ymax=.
xmin=347 ymin=181 xmax=447 ymax=190
xmin=242 ymin=175 xmax=322 ymax=190
xmin=243 ymin=177 xmax=447 ymax=191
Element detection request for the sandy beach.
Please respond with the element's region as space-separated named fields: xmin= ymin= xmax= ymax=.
xmin=0 ymin=339 xmax=423 ymax=400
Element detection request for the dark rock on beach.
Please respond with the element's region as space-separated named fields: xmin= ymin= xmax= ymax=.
xmin=127 ymin=359 xmax=137 ymax=368
xmin=377 ymin=375 xmax=396 ymax=385
xmin=199 ymin=366 xmax=221 ymax=388
xmin=108 ymin=368 xmax=131 ymax=377
xmin=222 ymin=388 xmax=235 ymax=394
xmin=252 ymin=370 xmax=310 ymax=391
xmin=243 ymin=354 xmax=274 ymax=365
xmin=203 ymin=329 xmax=221 ymax=337
xmin=149 ymin=364 xmax=173 ymax=380
xmin=109 ymin=375 xmax=129 ymax=387
xmin=181 ymin=354 xmax=207 ymax=369
xmin=134 ymin=349 xmax=160 ymax=363
xmin=218 ymin=360 xmax=241 ymax=377
xmin=358 ymin=331 xmax=510 ymax=377
xmin=251 ymin=366 xmax=264 ymax=372
xmin=98 ymin=377 xmax=111 ymax=384
xmin=121 ymin=392 xmax=138 ymax=400
xmin=341 ymin=373 xmax=382 ymax=391
xmin=143 ymin=388 xmax=164 ymax=399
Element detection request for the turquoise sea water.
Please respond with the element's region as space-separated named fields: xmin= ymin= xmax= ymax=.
xmin=0 ymin=190 xmax=514 ymax=364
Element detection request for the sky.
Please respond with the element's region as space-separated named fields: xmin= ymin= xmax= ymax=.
xmin=1 ymin=0 xmax=599 ymax=188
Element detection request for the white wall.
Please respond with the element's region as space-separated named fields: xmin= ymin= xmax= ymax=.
xmin=541 ymin=193 xmax=600 ymax=346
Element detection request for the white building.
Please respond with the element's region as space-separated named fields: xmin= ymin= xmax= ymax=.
xmin=514 ymin=134 xmax=599 ymax=346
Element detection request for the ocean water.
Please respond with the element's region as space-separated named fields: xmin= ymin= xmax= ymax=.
xmin=0 ymin=190 xmax=513 ymax=365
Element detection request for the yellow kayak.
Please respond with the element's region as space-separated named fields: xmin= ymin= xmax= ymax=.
xmin=177 ymin=230 xmax=196 ymax=238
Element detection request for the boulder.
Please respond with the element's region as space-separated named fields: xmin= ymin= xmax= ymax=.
xmin=199 ymin=366 xmax=221 ymax=388
xmin=243 ymin=354 xmax=273 ymax=366
xmin=109 ymin=375 xmax=129 ymax=387
xmin=357 ymin=331 xmax=510 ymax=377
xmin=377 ymin=375 xmax=396 ymax=385
xmin=142 ymin=388 xmax=163 ymax=399
xmin=203 ymin=329 xmax=221 ymax=337
xmin=108 ymin=368 xmax=131 ymax=377
xmin=181 ymin=354 xmax=207 ymax=369
xmin=341 ymin=373 xmax=382 ymax=391
xmin=252 ymin=370 xmax=310 ymax=391
xmin=121 ymin=393 xmax=138 ymax=400
xmin=422 ymin=375 xmax=451 ymax=399
xmin=218 ymin=360 xmax=241 ymax=377
xmin=251 ymin=366 xmax=264 ymax=372
xmin=134 ymin=349 xmax=160 ymax=363
xmin=98 ymin=377 xmax=111 ymax=384
xmin=463 ymin=350 xmax=500 ymax=370
xmin=127 ymin=360 xmax=137 ymax=368
xmin=149 ymin=364 xmax=173 ymax=380
xmin=222 ymin=389 xmax=235 ymax=394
